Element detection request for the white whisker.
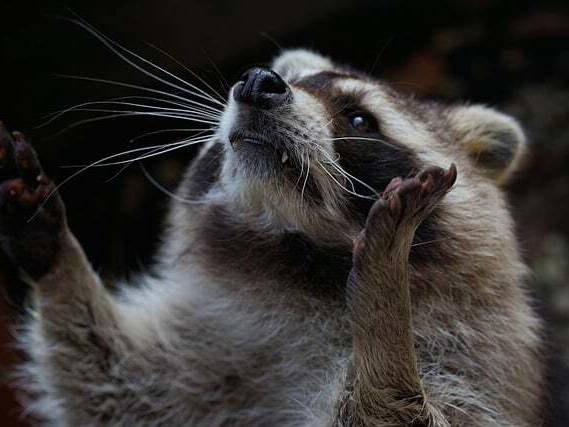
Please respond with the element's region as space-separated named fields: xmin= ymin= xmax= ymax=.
xmin=42 ymin=95 xmax=221 ymax=122
xmin=96 ymin=139 xmax=210 ymax=166
xmin=52 ymin=75 xmax=222 ymax=116
xmin=45 ymin=108 xmax=219 ymax=127
xmin=128 ymin=128 xmax=210 ymax=144
xmin=40 ymin=104 xmax=219 ymax=129
xmin=29 ymin=135 xmax=211 ymax=223
xmin=317 ymin=160 xmax=376 ymax=200
xmin=61 ymin=140 xmax=197 ymax=167
xmin=67 ymin=18 xmax=225 ymax=108
xmin=295 ymin=150 xmax=306 ymax=189
xmin=44 ymin=113 xmax=147 ymax=137
xmin=65 ymin=107 xmax=218 ymax=121
xmin=56 ymin=100 xmax=220 ymax=118
xmin=146 ymin=42 xmax=226 ymax=104
xmin=139 ymin=162 xmax=205 ymax=205
xmin=411 ymin=237 xmax=454 ymax=248
xmin=301 ymin=154 xmax=310 ymax=201
xmin=115 ymin=95 xmax=220 ymax=113
xmin=104 ymin=163 xmax=132 ymax=183
xmin=65 ymin=137 xmax=212 ymax=168
xmin=312 ymin=142 xmax=379 ymax=198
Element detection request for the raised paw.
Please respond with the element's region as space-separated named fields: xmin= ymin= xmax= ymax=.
xmin=353 ymin=164 xmax=457 ymax=261
xmin=380 ymin=163 xmax=457 ymax=225
xmin=0 ymin=121 xmax=66 ymax=279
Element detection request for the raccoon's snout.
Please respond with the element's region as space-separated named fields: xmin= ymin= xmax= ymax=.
xmin=233 ymin=67 xmax=290 ymax=109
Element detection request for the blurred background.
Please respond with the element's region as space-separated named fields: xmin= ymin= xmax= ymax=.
xmin=1 ymin=0 xmax=568 ymax=425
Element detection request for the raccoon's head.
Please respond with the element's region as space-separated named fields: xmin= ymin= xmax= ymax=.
xmin=196 ymin=49 xmax=526 ymax=244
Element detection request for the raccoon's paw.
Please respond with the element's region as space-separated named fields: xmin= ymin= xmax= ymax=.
xmin=0 ymin=122 xmax=66 ymax=280
xmin=380 ymin=163 xmax=457 ymax=226
xmin=353 ymin=164 xmax=456 ymax=260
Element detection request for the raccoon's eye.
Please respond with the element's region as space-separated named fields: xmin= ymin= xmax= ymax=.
xmin=348 ymin=112 xmax=377 ymax=133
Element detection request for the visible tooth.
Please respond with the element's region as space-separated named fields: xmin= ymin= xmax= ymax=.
xmin=281 ymin=152 xmax=289 ymax=164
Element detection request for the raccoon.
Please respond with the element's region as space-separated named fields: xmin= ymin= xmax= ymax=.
xmin=0 ymin=49 xmax=542 ymax=426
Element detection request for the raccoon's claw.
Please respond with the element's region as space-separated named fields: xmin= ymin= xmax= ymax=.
xmin=0 ymin=122 xmax=66 ymax=279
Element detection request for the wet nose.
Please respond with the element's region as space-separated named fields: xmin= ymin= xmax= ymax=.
xmin=233 ymin=67 xmax=289 ymax=109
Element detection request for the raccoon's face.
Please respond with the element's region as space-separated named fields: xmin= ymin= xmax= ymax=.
xmin=213 ymin=49 xmax=526 ymax=241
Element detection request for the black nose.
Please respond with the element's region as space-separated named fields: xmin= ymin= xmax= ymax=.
xmin=233 ymin=67 xmax=289 ymax=109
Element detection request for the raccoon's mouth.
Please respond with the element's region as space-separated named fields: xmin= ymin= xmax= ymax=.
xmin=228 ymin=130 xmax=292 ymax=164
xmin=228 ymin=132 xmax=267 ymax=147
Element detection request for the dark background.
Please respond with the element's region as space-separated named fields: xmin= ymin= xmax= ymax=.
xmin=1 ymin=0 xmax=568 ymax=425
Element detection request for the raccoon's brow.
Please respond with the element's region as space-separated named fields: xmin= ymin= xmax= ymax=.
xmin=293 ymin=73 xmax=372 ymax=118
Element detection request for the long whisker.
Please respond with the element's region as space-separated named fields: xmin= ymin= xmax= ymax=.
xmin=61 ymin=140 xmax=189 ymax=166
xmin=43 ymin=113 xmax=209 ymax=140
xmin=301 ymin=154 xmax=311 ymax=201
xmin=138 ymin=162 xmax=205 ymax=205
xmin=203 ymin=54 xmax=231 ymax=93
xmin=57 ymin=107 xmax=218 ymax=121
xmin=317 ymin=160 xmax=376 ymax=200
xmin=81 ymin=104 xmax=220 ymax=120
xmin=325 ymin=157 xmax=378 ymax=197
xmin=312 ymin=142 xmax=379 ymax=197
xmin=128 ymin=128 xmax=210 ymax=144
xmin=105 ymin=139 xmax=201 ymax=183
xmin=64 ymin=137 xmax=212 ymax=168
xmin=295 ymin=150 xmax=306 ymax=189
xmin=28 ymin=136 xmax=212 ymax=223
xmin=313 ymin=145 xmax=355 ymax=193
xmin=116 ymin=95 xmax=220 ymax=112
xmin=104 ymin=163 xmax=133 ymax=183
xmin=44 ymin=98 xmax=221 ymax=122
xmin=411 ymin=237 xmax=454 ymax=248
xmin=43 ymin=113 xmax=149 ymax=139
xmin=146 ymin=42 xmax=226 ymax=103
xmin=28 ymin=17 xmax=227 ymax=221
xmin=92 ymin=138 xmax=211 ymax=167
xmin=52 ymin=75 xmax=222 ymax=116
xmin=43 ymin=108 xmax=219 ymax=127
xmin=66 ymin=18 xmax=225 ymax=108
xmin=40 ymin=104 xmax=219 ymax=129
xmin=42 ymin=95 xmax=221 ymax=121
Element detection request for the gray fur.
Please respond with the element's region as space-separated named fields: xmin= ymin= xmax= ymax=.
xmin=5 ymin=49 xmax=543 ymax=426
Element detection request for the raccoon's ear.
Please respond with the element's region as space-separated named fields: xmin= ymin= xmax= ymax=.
xmin=271 ymin=49 xmax=334 ymax=80
xmin=449 ymin=105 xmax=527 ymax=184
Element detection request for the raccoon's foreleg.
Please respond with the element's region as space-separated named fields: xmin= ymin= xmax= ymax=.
xmin=335 ymin=165 xmax=457 ymax=427
xmin=0 ymin=123 xmax=144 ymax=422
